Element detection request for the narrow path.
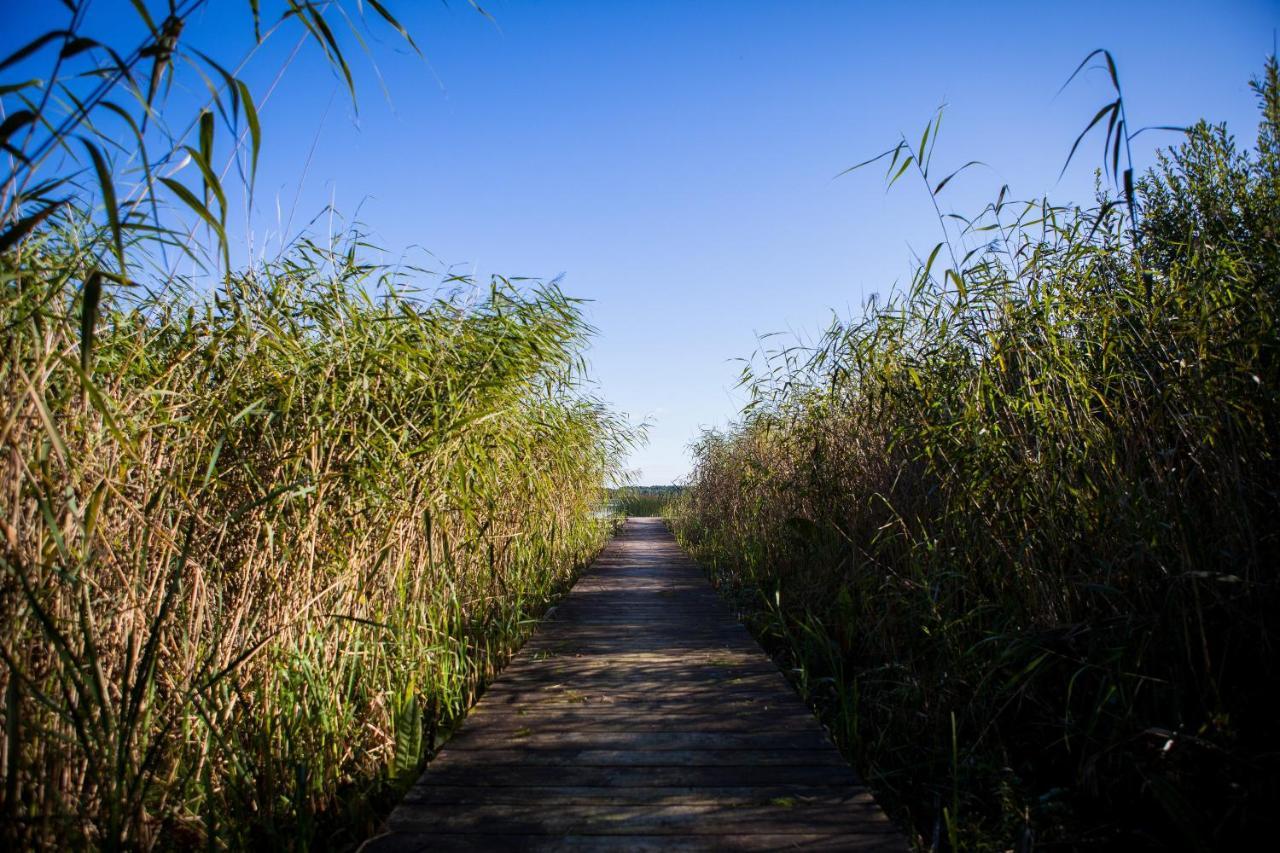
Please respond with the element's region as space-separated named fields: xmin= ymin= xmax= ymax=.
xmin=364 ymin=518 xmax=904 ymax=851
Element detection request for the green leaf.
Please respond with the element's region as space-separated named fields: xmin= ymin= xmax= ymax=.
xmin=0 ymin=110 xmax=35 ymax=147
xmin=180 ymin=146 xmax=226 ymax=223
xmin=1061 ymin=100 xmax=1118 ymax=179
xmin=923 ymin=242 xmax=944 ymax=281
xmin=59 ymin=36 xmax=101 ymax=60
xmin=0 ymin=79 xmax=44 ymax=97
xmin=1059 ymin=48 xmax=1110 ymax=96
xmin=199 ymin=109 xmax=214 ymax=171
xmin=0 ymin=30 xmax=70 ymax=72
xmin=236 ymin=79 xmax=261 ymax=184
xmin=81 ymin=138 xmax=125 ymax=273
xmin=289 ymin=2 xmax=356 ymax=104
xmin=834 ymin=141 xmax=904 ymax=179
xmin=365 ymin=0 xmax=421 ymax=55
xmin=933 ymin=160 xmax=983 ymax=195
xmin=160 ymin=176 xmax=229 ymax=270
xmin=128 ymin=0 xmax=158 ymax=36
xmin=887 ymin=154 xmax=914 ymax=188
xmin=80 ymin=270 xmax=102 ymax=374
xmin=391 ymin=687 xmax=424 ymax=781
xmin=0 ymin=198 xmax=65 ymax=254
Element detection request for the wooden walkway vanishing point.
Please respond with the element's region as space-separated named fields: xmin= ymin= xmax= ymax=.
xmin=364 ymin=518 xmax=905 ymax=851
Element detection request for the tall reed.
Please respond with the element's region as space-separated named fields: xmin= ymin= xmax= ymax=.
xmin=610 ymin=486 xmax=682 ymax=517
xmin=670 ymin=59 xmax=1280 ymax=850
xmin=1 ymin=223 xmax=632 ymax=848
xmin=1 ymin=2 xmax=635 ymax=847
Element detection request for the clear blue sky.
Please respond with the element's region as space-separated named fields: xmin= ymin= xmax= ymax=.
xmin=8 ymin=1 xmax=1277 ymax=482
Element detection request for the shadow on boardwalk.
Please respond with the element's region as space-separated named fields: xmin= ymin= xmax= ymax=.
xmin=363 ymin=518 xmax=906 ymax=851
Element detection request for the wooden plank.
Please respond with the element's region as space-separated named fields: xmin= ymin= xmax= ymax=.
xmin=405 ymin=764 xmax=861 ymax=791
xmin=488 ymin=666 xmax=788 ymax=685
xmin=460 ymin=700 xmax=818 ymax=722
xmin=388 ymin=802 xmax=900 ymax=835
xmin=504 ymin=648 xmax=773 ymax=666
xmin=463 ymin=694 xmax=815 ymax=713
xmin=366 ymin=832 xmax=904 ymax=852
xmin=454 ymin=710 xmax=821 ymax=735
xmin=477 ymin=683 xmax=798 ymax=704
xmin=481 ymin=677 xmax=793 ymax=698
xmin=400 ymin=784 xmax=872 ymax=805
xmin=425 ymin=747 xmax=849 ymax=768
xmin=362 ymin=518 xmax=904 ymax=851
xmin=442 ymin=730 xmax=833 ymax=751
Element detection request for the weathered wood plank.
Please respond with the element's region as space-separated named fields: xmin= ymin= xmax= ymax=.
xmin=362 ymin=518 xmax=905 ymax=851
xmin=407 ymin=764 xmax=861 ymax=790
xmin=500 ymin=653 xmax=780 ymax=668
xmin=388 ymin=802 xmax=900 ymax=835
xmin=487 ymin=667 xmax=789 ymax=686
xmin=456 ymin=710 xmax=821 ymax=734
xmin=468 ymin=697 xmax=802 ymax=715
xmin=400 ymin=784 xmax=872 ymax=805
xmin=365 ymin=833 xmax=903 ymax=852
xmin=425 ymin=747 xmax=849 ymax=768
xmin=460 ymin=701 xmax=819 ymax=721
xmin=442 ymin=730 xmax=833 ymax=751
xmin=476 ymin=684 xmax=799 ymax=705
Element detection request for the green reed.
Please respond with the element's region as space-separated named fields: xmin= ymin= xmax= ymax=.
xmin=670 ymin=58 xmax=1280 ymax=851
xmin=610 ymin=486 xmax=683 ymax=517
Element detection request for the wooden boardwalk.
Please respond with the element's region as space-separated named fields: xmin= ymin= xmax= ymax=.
xmin=364 ymin=518 xmax=904 ymax=851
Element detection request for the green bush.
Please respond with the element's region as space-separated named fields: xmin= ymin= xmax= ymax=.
xmin=670 ymin=59 xmax=1280 ymax=850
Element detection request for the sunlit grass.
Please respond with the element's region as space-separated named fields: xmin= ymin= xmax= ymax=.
xmin=0 ymin=222 xmax=634 ymax=847
xmin=0 ymin=3 xmax=636 ymax=847
xmin=609 ymin=486 xmax=683 ymax=517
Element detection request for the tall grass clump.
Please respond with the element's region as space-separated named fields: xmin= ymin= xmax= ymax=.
xmin=2 ymin=236 xmax=629 ymax=848
xmin=1 ymin=2 xmax=634 ymax=847
xmin=610 ymin=485 xmax=683 ymax=517
xmin=670 ymin=57 xmax=1280 ymax=849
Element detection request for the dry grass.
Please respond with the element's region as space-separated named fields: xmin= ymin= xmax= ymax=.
xmin=0 ymin=3 xmax=636 ymax=847
xmin=1 ymin=225 xmax=633 ymax=848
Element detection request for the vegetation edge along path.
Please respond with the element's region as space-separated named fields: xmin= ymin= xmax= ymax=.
xmin=362 ymin=518 xmax=904 ymax=851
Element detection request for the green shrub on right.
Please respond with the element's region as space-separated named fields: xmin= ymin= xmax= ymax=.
xmin=670 ymin=61 xmax=1280 ymax=849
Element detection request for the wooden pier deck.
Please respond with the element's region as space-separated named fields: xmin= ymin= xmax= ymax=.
xmin=364 ymin=517 xmax=904 ymax=851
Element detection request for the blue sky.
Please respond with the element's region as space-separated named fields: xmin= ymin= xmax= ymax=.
xmin=7 ymin=1 xmax=1277 ymax=482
